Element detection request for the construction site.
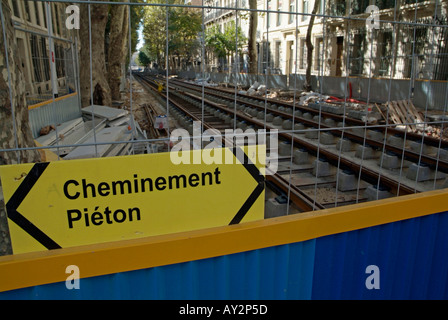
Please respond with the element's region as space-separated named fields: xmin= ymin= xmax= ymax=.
xmin=1 ymin=0 xmax=448 ymax=301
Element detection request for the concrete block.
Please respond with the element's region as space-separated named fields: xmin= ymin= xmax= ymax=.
xmin=323 ymin=118 xmax=336 ymax=127
xmin=312 ymin=159 xmax=332 ymax=177
xmin=406 ymin=163 xmax=431 ymax=182
xmin=443 ymin=178 xmax=448 ymax=189
xmin=282 ymin=119 xmax=293 ymax=130
xmin=313 ymin=115 xmax=323 ymax=123
xmin=305 ymin=129 xmax=319 ymax=139
xmin=237 ymin=121 xmax=247 ymax=130
xmin=336 ymin=138 xmax=354 ymax=152
xmin=387 ymin=134 xmax=405 ymax=148
xmin=410 ymin=140 xmax=436 ymax=155
xmin=303 ymin=112 xmax=313 ymax=119
xmin=265 ymin=113 xmax=274 ymax=122
xmin=355 ymin=145 xmax=377 ymax=159
xmin=279 ymin=141 xmax=292 ymax=156
xmin=337 ymin=170 xmax=358 ymax=191
xmin=284 ymin=107 xmax=293 ymax=114
xmin=265 ymin=197 xmax=288 ymax=218
xmin=293 ymin=149 xmax=309 ymax=165
xmin=379 ymin=152 xmax=400 ymax=169
xmin=294 ymin=110 xmax=303 ymax=117
xmin=352 ymin=127 xmax=366 ymax=137
xmin=438 ymin=148 xmax=448 ymax=161
xmin=364 ymin=184 xmax=392 ymax=201
xmin=273 ymin=116 xmax=283 ymax=126
xmin=294 ymin=123 xmax=306 ymax=133
xmin=368 ymin=130 xmax=385 ymax=142
xmin=320 ymin=132 xmax=335 ymax=145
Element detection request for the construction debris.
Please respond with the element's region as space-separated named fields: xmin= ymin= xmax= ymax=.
xmin=35 ymin=104 xmax=149 ymax=160
xmin=385 ymin=100 xmax=428 ymax=133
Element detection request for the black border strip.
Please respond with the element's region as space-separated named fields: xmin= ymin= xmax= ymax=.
xmin=5 ymin=162 xmax=61 ymax=250
xmin=229 ymin=147 xmax=265 ymax=225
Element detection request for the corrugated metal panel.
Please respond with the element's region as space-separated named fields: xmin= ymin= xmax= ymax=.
xmin=311 ymin=211 xmax=448 ymax=299
xmin=0 ymin=240 xmax=316 ymax=300
xmin=28 ymin=94 xmax=81 ymax=138
xmin=2 ymin=211 xmax=448 ymax=299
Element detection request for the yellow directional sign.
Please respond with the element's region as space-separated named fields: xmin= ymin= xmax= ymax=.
xmin=0 ymin=146 xmax=265 ymax=254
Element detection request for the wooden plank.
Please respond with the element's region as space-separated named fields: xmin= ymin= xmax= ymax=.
xmin=375 ymin=103 xmax=387 ymax=121
xmin=387 ymin=101 xmax=403 ymax=124
xmin=396 ymin=100 xmax=416 ymax=131
xmin=398 ymin=100 xmax=411 ymax=120
xmin=397 ymin=100 xmax=413 ymax=123
xmin=408 ymin=100 xmax=425 ymax=122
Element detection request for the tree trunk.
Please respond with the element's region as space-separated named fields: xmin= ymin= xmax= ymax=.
xmin=80 ymin=1 xmax=111 ymax=107
xmin=248 ymin=0 xmax=258 ymax=74
xmin=304 ymin=0 xmax=320 ymax=91
xmin=108 ymin=3 xmax=128 ymax=101
xmin=0 ymin=0 xmax=40 ymax=164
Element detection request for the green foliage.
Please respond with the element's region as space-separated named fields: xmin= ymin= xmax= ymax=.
xmin=138 ymin=50 xmax=151 ymax=66
xmin=205 ymin=21 xmax=247 ymax=59
xmin=142 ymin=0 xmax=202 ymax=68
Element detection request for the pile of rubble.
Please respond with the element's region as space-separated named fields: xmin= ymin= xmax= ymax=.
xmin=36 ymin=104 xmax=148 ymax=160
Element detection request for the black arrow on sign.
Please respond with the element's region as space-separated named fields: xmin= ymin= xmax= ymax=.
xmin=5 ymin=162 xmax=61 ymax=250
xmin=229 ymin=147 xmax=265 ymax=225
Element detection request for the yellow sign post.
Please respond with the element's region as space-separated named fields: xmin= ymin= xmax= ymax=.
xmin=0 ymin=146 xmax=265 ymax=254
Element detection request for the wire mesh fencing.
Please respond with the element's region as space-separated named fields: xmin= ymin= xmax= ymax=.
xmin=1 ymin=0 xmax=448 ymax=223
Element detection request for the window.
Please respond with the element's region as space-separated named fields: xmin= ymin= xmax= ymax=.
xmin=30 ymin=35 xmax=42 ymax=82
xmin=351 ymin=0 xmax=369 ymax=15
xmin=275 ymin=41 xmax=281 ymax=68
xmin=375 ymin=0 xmax=395 ymax=10
xmin=277 ymin=0 xmax=282 ymax=26
xmin=42 ymin=2 xmax=47 ymax=28
xmin=52 ymin=4 xmax=61 ymax=35
xmin=349 ymin=32 xmax=366 ymax=75
xmin=267 ymin=0 xmax=272 ymax=28
xmin=11 ymin=0 xmax=21 ymax=18
xmin=33 ymin=1 xmax=40 ymax=26
xmin=24 ymin=0 xmax=31 ymax=21
xmin=302 ymin=0 xmax=309 ymax=22
xmin=379 ymin=31 xmax=392 ymax=76
xmin=289 ymin=0 xmax=295 ymax=24
xmin=403 ymin=0 xmax=426 ymax=4
xmin=299 ymin=38 xmax=307 ymax=69
xmin=315 ymin=37 xmax=323 ymax=71
xmin=55 ymin=44 xmax=66 ymax=78
xmin=40 ymin=37 xmax=50 ymax=81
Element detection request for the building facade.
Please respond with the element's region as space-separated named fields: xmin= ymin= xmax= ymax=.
xmin=6 ymin=0 xmax=78 ymax=105
xmin=202 ymin=0 xmax=448 ymax=82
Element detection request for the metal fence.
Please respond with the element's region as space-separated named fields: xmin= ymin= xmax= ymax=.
xmin=1 ymin=0 xmax=448 ymax=249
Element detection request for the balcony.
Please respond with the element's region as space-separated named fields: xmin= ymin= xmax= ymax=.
xmin=204 ymin=1 xmax=238 ymax=23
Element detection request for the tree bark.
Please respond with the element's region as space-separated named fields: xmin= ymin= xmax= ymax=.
xmin=108 ymin=4 xmax=127 ymax=101
xmin=80 ymin=1 xmax=111 ymax=107
xmin=304 ymin=0 xmax=320 ymax=91
xmin=0 ymin=0 xmax=40 ymax=164
xmin=248 ymin=0 xmax=258 ymax=74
